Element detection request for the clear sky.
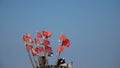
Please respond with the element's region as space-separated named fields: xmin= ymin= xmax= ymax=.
xmin=0 ymin=0 xmax=120 ymax=68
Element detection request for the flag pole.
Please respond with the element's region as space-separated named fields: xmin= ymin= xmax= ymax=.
xmin=43 ymin=36 xmax=48 ymax=65
xmin=35 ymin=31 xmax=41 ymax=67
xmin=56 ymin=39 xmax=61 ymax=65
xmin=24 ymin=43 xmax=35 ymax=68
xmin=58 ymin=52 xmax=61 ymax=59
xmin=57 ymin=33 xmax=62 ymax=59
xmin=44 ymin=41 xmax=48 ymax=65
xmin=26 ymin=50 xmax=35 ymax=68
xmin=32 ymin=55 xmax=38 ymax=68
xmin=22 ymin=35 xmax=35 ymax=68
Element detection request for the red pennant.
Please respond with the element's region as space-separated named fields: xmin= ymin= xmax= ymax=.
xmin=46 ymin=31 xmax=52 ymax=37
xmin=62 ymin=39 xmax=70 ymax=47
xmin=36 ymin=46 xmax=44 ymax=53
xmin=42 ymin=30 xmax=52 ymax=38
xmin=46 ymin=46 xmax=52 ymax=52
xmin=26 ymin=33 xmax=31 ymax=39
xmin=31 ymin=48 xmax=37 ymax=56
xmin=57 ymin=45 xmax=64 ymax=52
xmin=23 ymin=35 xmax=28 ymax=42
xmin=28 ymin=38 xmax=34 ymax=44
xmin=37 ymin=32 xmax=42 ymax=38
xmin=60 ymin=34 xmax=67 ymax=41
xmin=43 ymin=39 xmax=50 ymax=46
xmin=26 ymin=44 xmax=33 ymax=51
xmin=26 ymin=33 xmax=34 ymax=43
xmin=23 ymin=35 xmax=30 ymax=42
xmin=34 ymin=37 xmax=40 ymax=45
xmin=23 ymin=33 xmax=33 ymax=43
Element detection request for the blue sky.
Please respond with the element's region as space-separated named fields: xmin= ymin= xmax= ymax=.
xmin=0 ymin=0 xmax=120 ymax=68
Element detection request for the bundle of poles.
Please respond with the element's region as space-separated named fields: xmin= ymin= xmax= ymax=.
xmin=22 ymin=30 xmax=70 ymax=68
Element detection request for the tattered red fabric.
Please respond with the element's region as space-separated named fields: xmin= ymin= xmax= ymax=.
xmin=36 ymin=46 xmax=44 ymax=53
xmin=25 ymin=33 xmax=34 ymax=43
xmin=43 ymin=39 xmax=50 ymax=46
xmin=60 ymin=34 xmax=67 ymax=41
xmin=26 ymin=44 xmax=33 ymax=51
xmin=28 ymin=38 xmax=34 ymax=44
xmin=46 ymin=46 xmax=52 ymax=52
xmin=31 ymin=48 xmax=37 ymax=56
xmin=34 ymin=37 xmax=40 ymax=45
xmin=23 ymin=35 xmax=28 ymax=42
xmin=46 ymin=31 xmax=52 ymax=37
xmin=23 ymin=33 xmax=32 ymax=42
xmin=62 ymin=39 xmax=70 ymax=47
xmin=37 ymin=32 xmax=42 ymax=38
xmin=57 ymin=45 xmax=64 ymax=52
xmin=42 ymin=30 xmax=52 ymax=38
xmin=26 ymin=33 xmax=31 ymax=39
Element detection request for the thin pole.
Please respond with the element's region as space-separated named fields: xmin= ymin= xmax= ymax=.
xmin=26 ymin=50 xmax=35 ymax=68
xmin=37 ymin=55 xmax=40 ymax=68
xmin=56 ymin=39 xmax=61 ymax=65
xmin=33 ymin=56 xmax=38 ymax=68
xmin=71 ymin=61 xmax=73 ymax=68
xmin=43 ymin=37 xmax=48 ymax=65
xmin=44 ymin=46 xmax=48 ymax=65
xmin=23 ymin=41 xmax=35 ymax=68
xmin=58 ymin=52 xmax=61 ymax=59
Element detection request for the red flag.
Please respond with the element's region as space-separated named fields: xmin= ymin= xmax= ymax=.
xmin=57 ymin=45 xmax=64 ymax=52
xmin=31 ymin=48 xmax=37 ymax=56
xmin=25 ymin=33 xmax=34 ymax=43
xmin=23 ymin=35 xmax=28 ymax=42
xmin=60 ymin=34 xmax=67 ymax=41
xmin=62 ymin=39 xmax=70 ymax=47
xmin=46 ymin=46 xmax=52 ymax=52
xmin=23 ymin=34 xmax=30 ymax=42
xmin=23 ymin=33 xmax=33 ymax=43
xmin=46 ymin=31 xmax=52 ymax=37
xmin=34 ymin=37 xmax=40 ymax=45
xmin=37 ymin=32 xmax=42 ymax=38
xmin=36 ymin=46 xmax=44 ymax=53
xmin=43 ymin=39 xmax=50 ymax=46
xmin=26 ymin=44 xmax=33 ymax=51
xmin=42 ymin=30 xmax=52 ymax=38
xmin=26 ymin=33 xmax=31 ymax=39
xmin=28 ymin=38 xmax=34 ymax=44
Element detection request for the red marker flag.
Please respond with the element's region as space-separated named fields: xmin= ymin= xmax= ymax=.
xmin=26 ymin=33 xmax=31 ymax=39
xmin=42 ymin=30 xmax=52 ymax=38
xmin=36 ymin=46 xmax=44 ymax=53
xmin=23 ymin=35 xmax=30 ymax=42
xmin=28 ymin=38 xmax=34 ymax=44
xmin=60 ymin=34 xmax=67 ymax=41
xmin=62 ymin=39 xmax=70 ymax=47
xmin=34 ymin=37 xmax=40 ymax=45
xmin=23 ymin=35 xmax=28 ymax=42
xmin=23 ymin=33 xmax=33 ymax=43
xmin=26 ymin=44 xmax=33 ymax=51
xmin=31 ymin=48 xmax=37 ymax=56
xmin=37 ymin=32 xmax=42 ymax=38
xmin=46 ymin=46 xmax=52 ymax=52
xmin=57 ymin=45 xmax=64 ymax=52
xmin=24 ymin=33 xmax=33 ymax=44
xmin=43 ymin=39 xmax=50 ymax=46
